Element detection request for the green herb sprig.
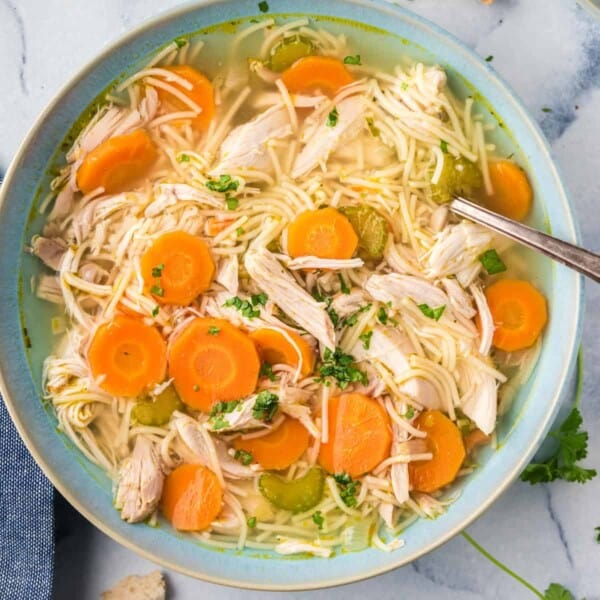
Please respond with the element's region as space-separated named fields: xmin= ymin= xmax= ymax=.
xmin=252 ymin=390 xmax=279 ymax=422
xmin=317 ymin=347 xmax=367 ymax=389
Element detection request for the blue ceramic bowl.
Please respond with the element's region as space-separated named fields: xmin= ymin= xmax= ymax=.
xmin=0 ymin=0 xmax=583 ymax=590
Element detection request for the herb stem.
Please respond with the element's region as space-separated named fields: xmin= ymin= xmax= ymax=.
xmin=574 ymin=345 xmax=583 ymax=408
xmin=461 ymin=532 xmax=544 ymax=599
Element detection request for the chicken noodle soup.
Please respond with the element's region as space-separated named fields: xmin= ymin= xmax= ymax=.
xmin=32 ymin=17 xmax=547 ymax=557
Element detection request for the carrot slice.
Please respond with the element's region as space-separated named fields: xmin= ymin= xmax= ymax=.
xmin=160 ymin=464 xmax=222 ymax=531
xmin=484 ymin=160 xmax=533 ymax=221
xmin=156 ymin=65 xmax=215 ymax=131
xmin=206 ymin=217 xmax=235 ymax=237
xmin=141 ymin=231 xmax=215 ymax=306
xmin=249 ymin=328 xmax=315 ymax=377
xmin=168 ymin=317 xmax=260 ymax=411
xmin=287 ymin=207 xmax=358 ymax=259
xmin=318 ymin=393 xmax=392 ymax=478
xmin=408 ymin=410 xmax=466 ymax=493
xmin=233 ymin=417 xmax=310 ymax=470
xmin=484 ymin=279 xmax=547 ymax=351
xmin=88 ymin=315 xmax=167 ymax=397
xmin=281 ymin=56 xmax=354 ymax=97
xmin=76 ymin=129 xmax=158 ymax=195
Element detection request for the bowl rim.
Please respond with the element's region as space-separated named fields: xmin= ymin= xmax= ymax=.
xmin=0 ymin=0 xmax=583 ymax=590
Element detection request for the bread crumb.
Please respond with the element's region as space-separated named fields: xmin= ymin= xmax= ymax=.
xmin=102 ymin=570 xmax=166 ymax=600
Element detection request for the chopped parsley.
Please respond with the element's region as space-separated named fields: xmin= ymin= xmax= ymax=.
xmin=151 ymin=263 xmax=164 ymax=277
xmin=211 ymin=415 xmax=230 ymax=430
xmin=485 ymin=55 xmax=494 ymax=62
xmin=152 ymin=306 xmax=159 ymax=317
xmin=251 ymin=293 xmax=268 ymax=306
xmin=541 ymin=107 xmax=553 ymax=113
xmin=247 ymin=516 xmax=257 ymax=528
xmin=343 ymin=54 xmax=361 ymax=65
xmin=404 ymin=405 xmax=415 ymax=419
xmin=343 ymin=303 xmax=372 ymax=327
xmin=333 ymin=473 xmax=360 ymax=507
xmin=326 ymin=107 xmax=339 ymax=127
xmin=440 ymin=140 xmax=449 ymax=153
xmin=236 ymin=227 xmax=245 ymax=236
xmin=338 ymin=273 xmax=350 ymax=294
xmin=365 ymin=117 xmax=380 ymax=137
xmin=234 ymin=449 xmax=254 ymax=466
xmin=177 ymin=153 xmax=190 ymax=162
xmin=359 ymin=330 xmax=373 ymax=350
xmin=252 ymin=390 xmax=279 ymax=422
xmin=150 ymin=284 xmax=164 ymax=297
xmin=418 ymin=303 xmax=446 ymax=321
xmin=225 ymin=196 xmax=239 ymax=210
xmin=312 ymin=511 xmax=324 ymax=529
xmin=258 ymin=0 xmax=269 ymax=12
xmin=174 ymin=37 xmax=187 ymax=48
xmin=317 ymin=347 xmax=367 ymax=389
xmin=479 ymin=249 xmax=507 ymax=275
xmin=210 ymin=399 xmax=240 ymax=417
xmin=224 ymin=296 xmax=261 ymax=319
xmin=520 ymin=407 xmax=597 ymax=484
xmin=205 ymin=174 xmax=239 ymax=193
xmin=400 ymin=82 xmax=409 ymax=91
xmin=595 ymin=526 xmax=600 ymax=543
xmin=377 ymin=306 xmax=388 ymax=324
xmin=313 ymin=291 xmax=340 ymax=326
xmin=208 ymin=326 xmax=220 ymax=336
xmin=259 ymin=362 xmax=277 ymax=381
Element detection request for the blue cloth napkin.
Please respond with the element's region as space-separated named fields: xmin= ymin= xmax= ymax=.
xmin=0 ymin=394 xmax=54 ymax=600
xmin=0 ymin=167 xmax=54 ymax=599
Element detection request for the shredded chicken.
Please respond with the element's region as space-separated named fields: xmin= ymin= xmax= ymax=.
xmin=30 ymin=236 xmax=68 ymax=271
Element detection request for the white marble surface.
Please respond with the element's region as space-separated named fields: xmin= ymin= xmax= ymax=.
xmin=1 ymin=0 xmax=600 ymax=598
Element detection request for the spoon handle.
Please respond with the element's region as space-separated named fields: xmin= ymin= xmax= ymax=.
xmin=450 ymin=195 xmax=600 ymax=283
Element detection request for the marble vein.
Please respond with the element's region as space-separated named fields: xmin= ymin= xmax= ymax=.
xmin=2 ymin=0 xmax=28 ymax=95
xmin=411 ymin=558 xmax=480 ymax=595
xmin=543 ymin=485 xmax=574 ymax=567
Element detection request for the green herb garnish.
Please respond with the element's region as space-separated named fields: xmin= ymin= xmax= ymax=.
xmin=479 ymin=249 xmax=507 ymax=275
xmin=404 ymin=406 xmax=415 ymax=419
xmin=212 ymin=415 xmax=230 ymax=430
xmin=150 ymin=285 xmax=164 ymax=297
xmin=177 ymin=153 xmax=190 ymax=162
xmin=326 ymin=107 xmax=339 ymax=127
xmin=313 ymin=291 xmax=340 ymax=326
xmin=210 ymin=399 xmax=240 ymax=417
xmin=595 ymin=526 xmax=600 ymax=543
xmin=225 ymin=196 xmax=239 ymax=210
xmin=251 ymin=293 xmax=268 ymax=306
xmin=236 ymin=227 xmax=245 ymax=236
xmin=365 ymin=117 xmax=380 ymax=137
xmin=343 ymin=54 xmax=361 ymax=65
xmin=400 ymin=82 xmax=409 ymax=91
xmin=151 ymin=263 xmax=164 ymax=278
xmin=312 ymin=511 xmax=324 ymax=529
xmin=253 ymin=390 xmax=279 ymax=422
xmin=174 ymin=37 xmax=187 ymax=48
xmin=258 ymin=0 xmax=269 ymax=12
xmin=377 ymin=306 xmax=388 ymax=324
xmin=224 ymin=296 xmax=261 ymax=319
xmin=205 ymin=174 xmax=239 ymax=193
xmin=359 ymin=330 xmax=373 ymax=350
xmin=440 ymin=140 xmax=449 ymax=153
xmin=418 ymin=303 xmax=446 ymax=321
xmin=208 ymin=326 xmax=220 ymax=336
xmin=521 ymin=407 xmax=597 ymax=484
xmin=485 ymin=55 xmax=494 ymax=62
xmin=338 ymin=273 xmax=350 ymax=294
xmin=317 ymin=347 xmax=367 ymax=389
xmin=234 ymin=449 xmax=254 ymax=466
xmin=247 ymin=516 xmax=257 ymax=528
xmin=259 ymin=362 xmax=277 ymax=381
xmin=343 ymin=303 xmax=372 ymax=327
xmin=542 ymin=107 xmax=553 ymax=113
xmin=152 ymin=306 xmax=159 ymax=317
xmin=333 ymin=472 xmax=360 ymax=507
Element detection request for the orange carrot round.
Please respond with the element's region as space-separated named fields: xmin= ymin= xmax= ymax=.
xmin=287 ymin=207 xmax=358 ymax=260
xmin=281 ymin=56 xmax=354 ymax=96
xmin=484 ymin=279 xmax=547 ymax=351
xmin=168 ymin=317 xmax=260 ymax=411
xmin=206 ymin=217 xmax=236 ymax=237
xmin=88 ymin=315 xmax=167 ymax=397
xmin=408 ymin=410 xmax=466 ymax=493
xmin=156 ymin=65 xmax=215 ymax=131
xmin=141 ymin=231 xmax=215 ymax=306
xmin=233 ymin=417 xmax=310 ymax=470
xmin=318 ymin=393 xmax=392 ymax=478
xmin=484 ymin=160 xmax=533 ymax=221
xmin=160 ymin=464 xmax=223 ymax=531
xmin=76 ymin=129 xmax=158 ymax=195
xmin=250 ymin=328 xmax=315 ymax=377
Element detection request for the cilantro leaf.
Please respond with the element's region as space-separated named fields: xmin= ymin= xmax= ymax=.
xmin=253 ymin=390 xmax=279 ymax=422
xmin=359 ymin=330 xmax=373 ymax=350
xmin=418 ymin=303 xmax=446 ymax=321
xmin=210 ymin=400 xmax=240 ymax=417
xmin=312 ymin=511 xmax=324 ymax=529
xmin=259 ymin=362 xmax=277 ymax=381
xmin=326 ymin=107 xmax=339 ymax=127
xmin=479 ymin=249 xmax=507 ymax=275
xmin=543 ymin=583 xmax=575 ymax=600
xmin=521 ymin=407 xmax=597 ymax=485
xmin=234 ymin=449 xmax=254 ymax=465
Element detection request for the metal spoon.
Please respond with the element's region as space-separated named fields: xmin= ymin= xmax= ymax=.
xmin=450 ymin=195 xmax=600 ymax=283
